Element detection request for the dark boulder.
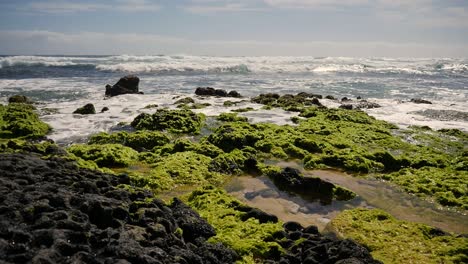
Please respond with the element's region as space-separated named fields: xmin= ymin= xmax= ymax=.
xmin=228 ymin=91 xmax=242 ymax=98
xmin=8 ymin=95 xmax=33 ymax=104
xmin=240 ymin=208 xmax=278 ymax=224
xmin=268 ymin=167 xmax=354 ymax=203
xmin=105 ymin=75 xmax=142 ymax=97
xmin=341 ymin=97 xmax=351 ymax=102
xmin=195 ymin=87 xmax=240 ymax=97
xmin=214 ymin=89 xmax=228 ymax=97
xmin=195 ymin=87 xmax=216 ymax=96
xmin=101 ymin=107 xmax=109 ymax=113
xmin=73 ymin=103 xmax=96 ymax=115
xmin=410 ymin=98 xmax=432 ymax=104
xmin=325 ymin=95 xmax=335 ymax=100
xmin=339 ymin=104 xmax=354 ymax=110
xmin=170 ymin=198 xmax=216 ymax=242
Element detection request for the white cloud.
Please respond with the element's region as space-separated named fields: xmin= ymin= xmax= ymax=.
xmin=183 ymin=0 xmax=263 ymax=13
xmin=0 ymin=30 xmax=466 ymax=57
xmin=24 ymin=0 xmax=160 ymax=13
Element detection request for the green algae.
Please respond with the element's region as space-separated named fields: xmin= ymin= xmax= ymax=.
xmin=0 ymin=103 xmax=51 ymax=139
xmin=376 ymin=167 xmax=468 ymax=209
xmin=131 ymin=109 xmax=205 ymax=134
xmin=150 ymin=151 xmax=224 ymax=187
xmin=130 ymin=151 xmax=225 ymax=192
xmin=231 ymin=107 xmax=255 ymax=113
xmin=330 ymin=208 xmax=468 ymax=264
xmin=88 ymin=131 xmax=170 ymax=151
xmin=67 ymin=144 xmax=139 ymax=168
xmin=217 ymin=113 xmax=248 ymax=122
xmin=185 ymin=186 xmax=284 ymax=262
xmin=205 ymin=107 xmax=467 ymax=210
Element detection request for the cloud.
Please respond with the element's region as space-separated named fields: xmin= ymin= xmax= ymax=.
xmin=24 ymin=0 xmax=161 ymax=13
xmin=182 ymin=0 xmax=264 ymax=13
xmin=0 ymin=30 xmax=466 ymax=57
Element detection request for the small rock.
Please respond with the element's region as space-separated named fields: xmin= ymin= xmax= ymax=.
xmin=325 ymin=95 xmax=335 ymax=100
xmin=410 ymin=98 xmax=432 ymax=104
xmin=73 ymin=104 xmax=96 ymax=115
xmin=101 ymin=107 xmax=109 ymax=113
xmin=228 ymin=91 xmax=242 ymax=98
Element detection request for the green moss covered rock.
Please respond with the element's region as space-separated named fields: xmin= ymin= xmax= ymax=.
xmin=67 ymin=144 xmax=138 ymax=168
xmin=0 ymin=103 xmax=51 ymax=139
xmin=131 ymin=151 xmax=225 ymax=192
xmin=186 ymin=186 xmax=284 ymax=261
xmin=330 ymin=208 xmax=468 ymax=264
xmin=89 ymin=131 xmax=170 ymax=151
xmin=131 ymin=109 xmax=205 ymax=134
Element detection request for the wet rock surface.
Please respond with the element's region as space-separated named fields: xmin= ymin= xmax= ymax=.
xmin=266 ymin=221 xmax=382 ymax=264
xmin=73 ymin=103 xmax=96 ymax=115
xmin=0 ymin=153 xmax=238 ymax=264
xmin=410 ymin=98 xmax=432 ymax=104
xmin=195 ymin=87 xmax=241 ymax=97
xmin=268 ymin=167 xmax=356 ymax=203
xmin=105 ymin=75 xmax=143 ymax=97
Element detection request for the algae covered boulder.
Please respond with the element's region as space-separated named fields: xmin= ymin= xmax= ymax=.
xmin=73 ymin=103 xmax=96 ymax=115
xmin=67 ymin=143 xmax=138 ymax=168
xmin=0 ymin=103 xmax=50 ymax=138
xmin=8 ymin=95 xmax=33 ymax=104
xmin=330 ymin=208 xmax=468 ymax=264
xmin=89 ymin=131 xmax=170 ymax=151
xmin=131 ymin=109 xmax=205 ymax=134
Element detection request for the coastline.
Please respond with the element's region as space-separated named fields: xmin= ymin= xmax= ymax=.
xmin=1 ymin=78 xmax=467 ymax=263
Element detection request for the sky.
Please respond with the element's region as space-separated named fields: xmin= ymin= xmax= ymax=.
xmin=0 ymin=0 xmax=467 ymax=57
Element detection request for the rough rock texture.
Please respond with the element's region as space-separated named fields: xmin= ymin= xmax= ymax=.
xmin=0 ymin=153 xmax=238 ymax=264
xmin=268 ymin=167 xmax=356 ymax=203
xmin=266 ymin=221 xmax=382 ymax=264
xmin=195 ymin=87 xmax=241 ymax=97
xmin=105 ymin=75 xmax=143 ymax=97
xmin=73 ymin=103 xmax=96 ymax=115
xmin=410 ymin=98 xmax=432 ymax=104
xmin=339 ymin=101 xmax=381 ymax=110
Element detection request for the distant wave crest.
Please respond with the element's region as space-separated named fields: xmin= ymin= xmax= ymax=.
xmin=1 ymin=55 xmax=467 ymax=76
xmin=96 ymin=62 xmax=251 ymax=74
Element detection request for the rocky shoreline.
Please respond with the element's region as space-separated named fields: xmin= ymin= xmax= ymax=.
xmin=1 ymin=76 xmax=467 ymax=263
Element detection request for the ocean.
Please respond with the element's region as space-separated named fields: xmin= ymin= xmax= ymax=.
xmin=0 ymin=55 xmax=467 ymax=145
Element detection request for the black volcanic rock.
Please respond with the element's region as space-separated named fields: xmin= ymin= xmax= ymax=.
xmin=410 ymin=98 xmax=432 ymax=104
xmin=0 ymin=153 xmax=238 ymax=264
xmin=73 ymin=103 xmax=96 ymax=115
xmin=105 ymin=75 xmax=143 ymax=97
xmin=195 ymin=87 xmax=241 ymax=97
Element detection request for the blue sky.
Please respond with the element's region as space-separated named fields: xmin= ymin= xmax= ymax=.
xmin=0 ymin=0 xmax=467 ymax=57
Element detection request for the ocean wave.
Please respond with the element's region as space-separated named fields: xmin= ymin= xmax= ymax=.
xmin=1 ymin=55 xmax=467 ymax=77
xmin=95 ymin=62 xmax=251 ymax=74
xmin=435 ymin=63 xmax=468 ymax=73
xmin=0 ymin=56 xmax=101 ymax=69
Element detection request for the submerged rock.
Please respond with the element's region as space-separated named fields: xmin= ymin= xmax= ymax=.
xmin=268 ymin=167 xmax=356 ymax=203
xmin=0 ymin=153 xmax=238 ymax=263
xmin=105 ymin=75 xmax=143 ymax=97
xmin=410 ymin=98 xmax=432 ymax=104
xmin=73 ymin=103 xmax=96 ymax=115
